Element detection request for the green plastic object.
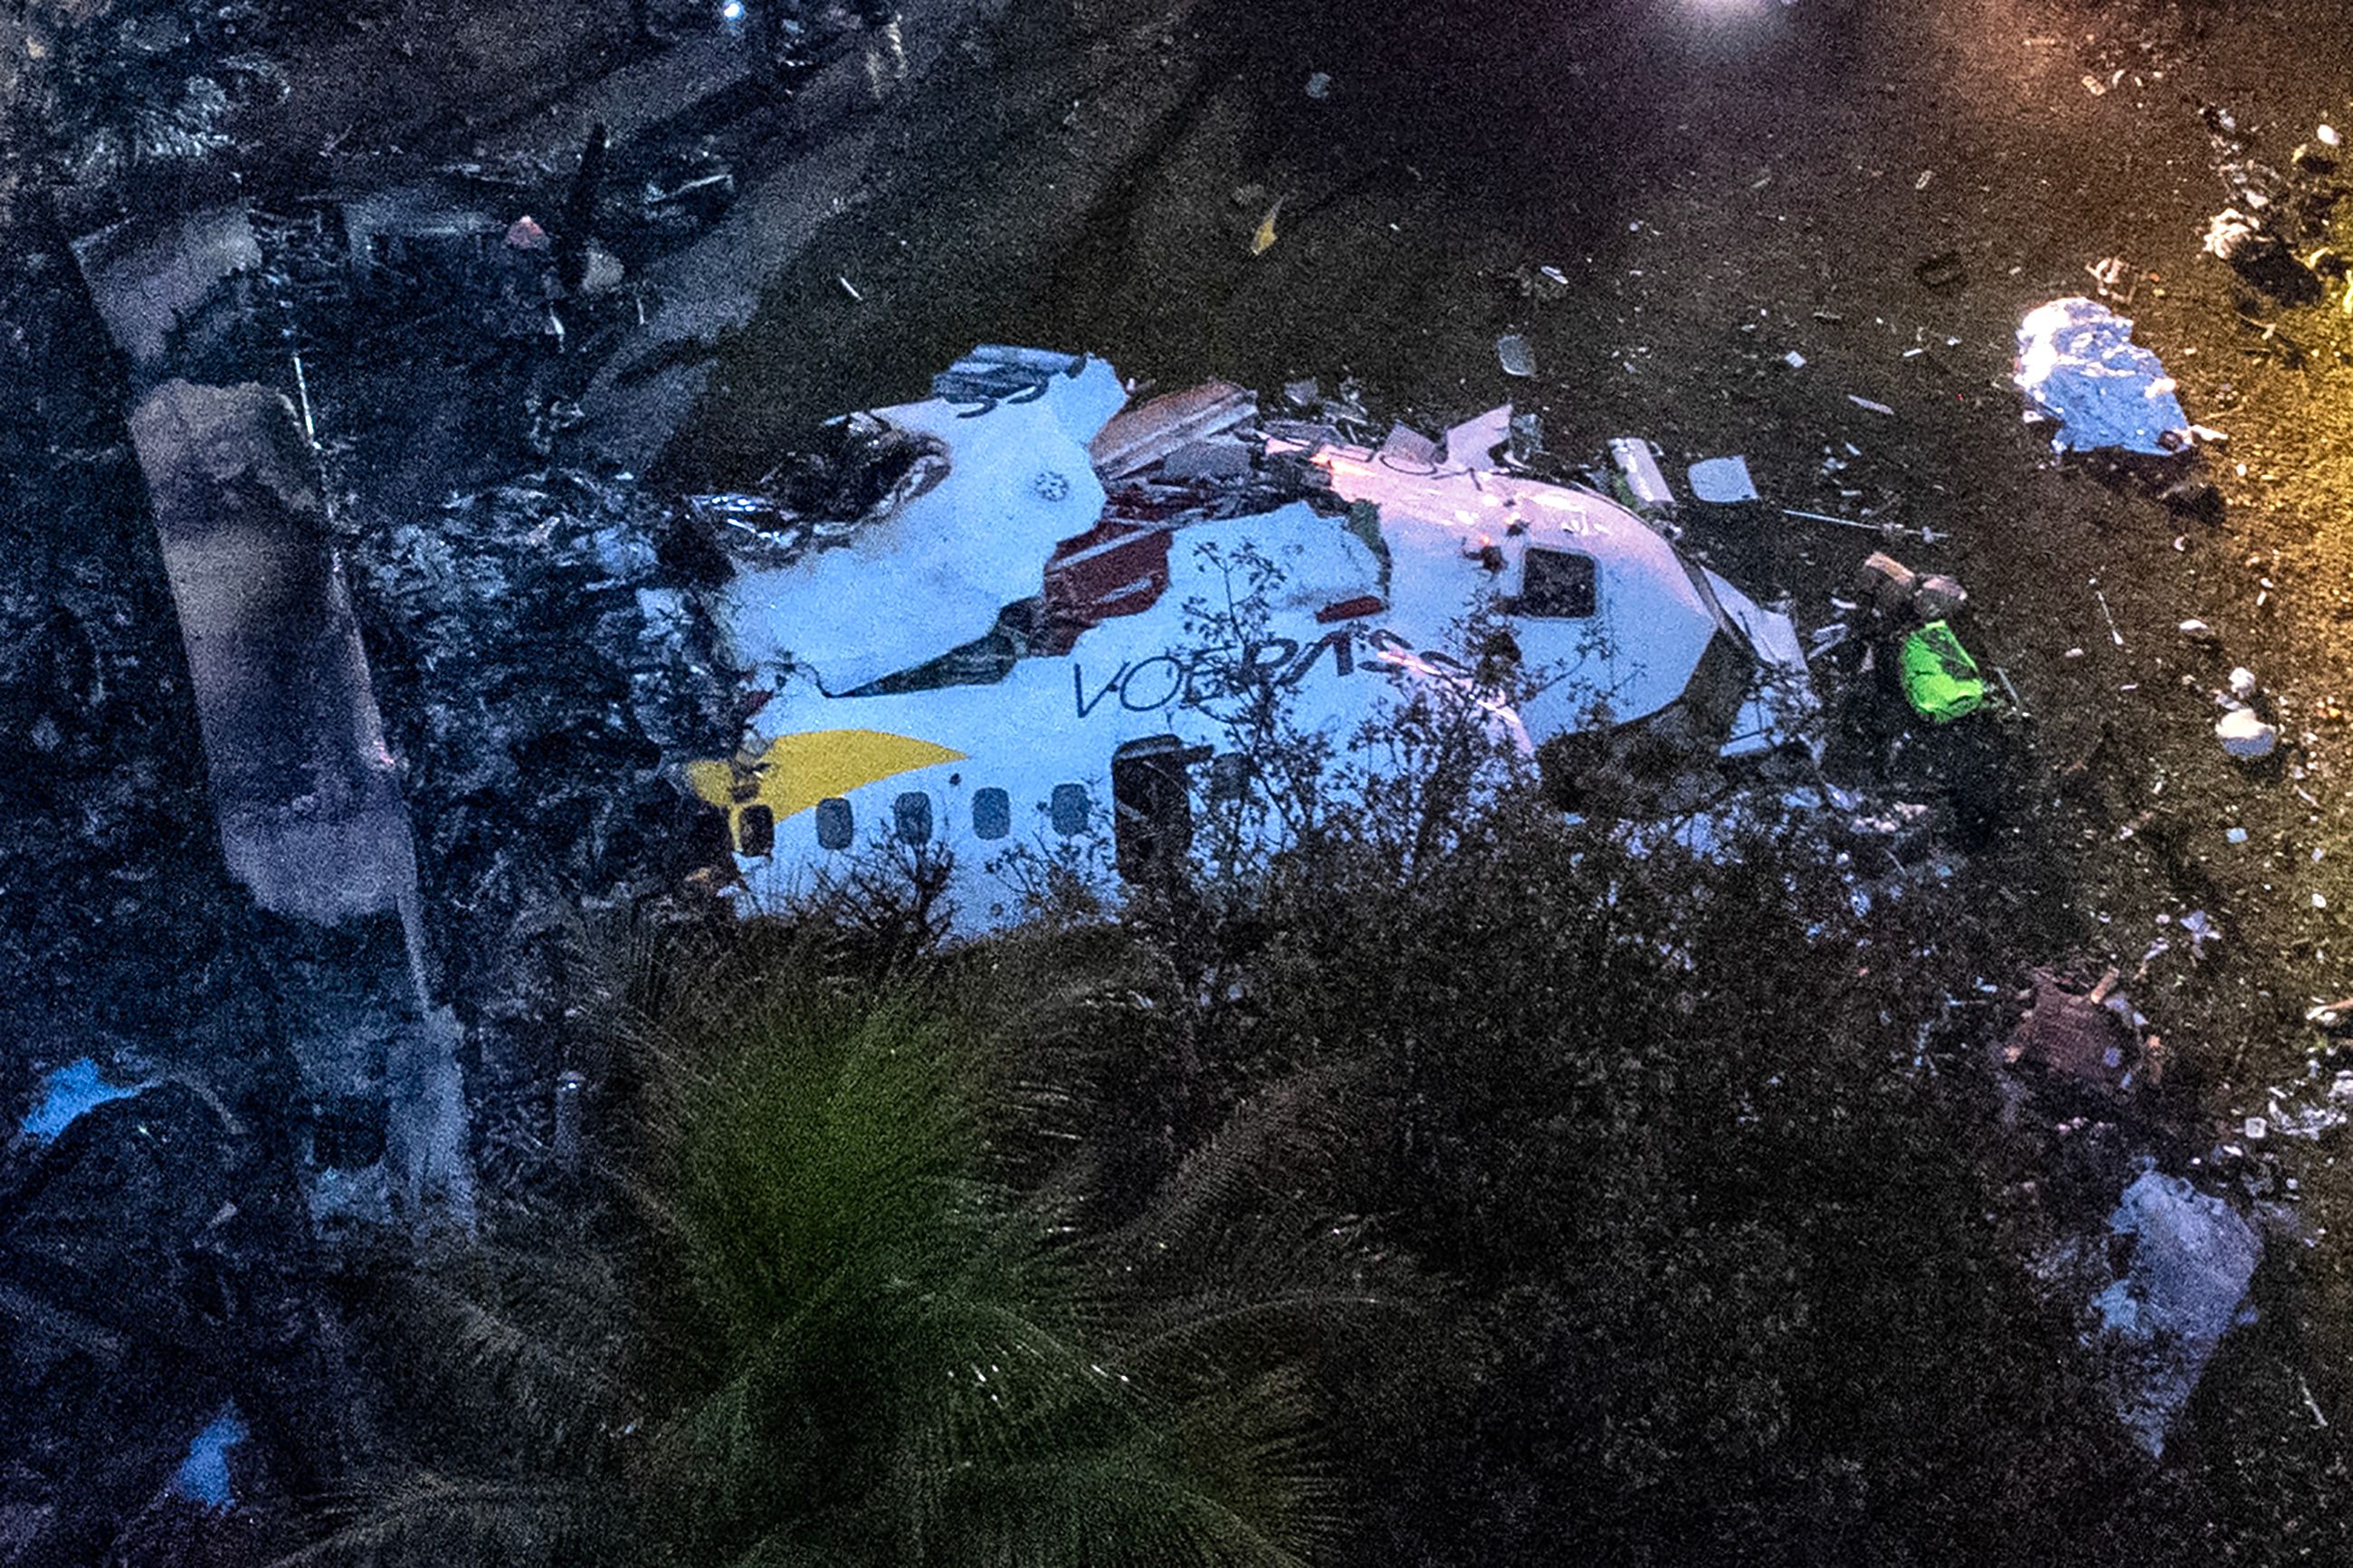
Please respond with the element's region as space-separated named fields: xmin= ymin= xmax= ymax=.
xmin=1900 ymin=620 xmax=1986 ymax=722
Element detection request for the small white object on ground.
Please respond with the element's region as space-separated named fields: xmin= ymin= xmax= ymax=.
xmin=2177 ymin=617 xmax=2214 ymax=639
xmin=1784 ymin=349 xmax=1807 ymax=369
xmin=1688 ymin=455 xmax=1760 ymax=503
xmin=2226 ymin=826 xmax=2249 ymax=844
xmin=2216 ymin=707 xmax=2279 ymax=759
xmin=2320 ymin=124 xmax=2341 ymax=148
xmin=1848 ymin=394 xmax=1895 ymax=415
xmin=1304 ymin=71 xmax=1332 ymax=100
xmin=1496 ymin=333 xmax=1536 ymax=377
xmin=2228 ymin=666 xmax=2258 ymax=699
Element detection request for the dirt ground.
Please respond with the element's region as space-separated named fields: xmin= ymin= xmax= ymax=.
xmin=662 ymin=0 xmax=2353 ymax=1442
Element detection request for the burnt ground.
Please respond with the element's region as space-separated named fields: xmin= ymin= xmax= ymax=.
xmin=666 ymin=0 xmax=2353 ymax=1462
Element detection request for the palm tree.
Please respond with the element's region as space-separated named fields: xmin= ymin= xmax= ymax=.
xmin=280 ymin=943 xmax=1337 ymax=1568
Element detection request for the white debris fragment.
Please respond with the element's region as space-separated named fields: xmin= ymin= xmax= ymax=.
xmin=2090 ymin=1169 xmax=2261 ymax=1456
xmin=2015 ymin=297 xmax=2194 ymax=455
xmin=1688 ymin=455 xmax=1760 ymax=503
xmin=1783 ymin=349 xmax=1807 ymax=369
xmin=2228 ymin=667 xmax=2259 ymax=699
xmin=2215 ymin=708 xmax=2279 ymax=759
xmin=2177 ymin=908 xmax=2218 ymax=956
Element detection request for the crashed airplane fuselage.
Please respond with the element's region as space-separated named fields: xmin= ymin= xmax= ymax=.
xmin=692 ymin=347 xmax=1814 ymax=932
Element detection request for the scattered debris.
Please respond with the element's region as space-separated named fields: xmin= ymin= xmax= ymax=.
xmin=1251 ymin=195 xmax=1285 ymax=256
xmin=1687 ymin=455 xmax=1759 ymax=504
xmin=2179 ymin=908 xmax=2220 ymax=956
xmin=1443 ymin=405 xmax=1513 ymax=470
xmin=2202 ymin=208 xmax=2278 ymax=265
xmin=1782 ymin=348 xmax=1807 ymax=369
xmin=2215 ymin=708 xmax=2280 ymax=759
xmin=1780 ymin=506 xmax=1895 ymax=536
xmin=1914 ymin=574 xmax=1967 ymax=621
xmin=1899 ymin=620 xmax=1986 ymax=722
xmin=1513 ymin=262 xmax=1571 ymax=301
xmin=2014 ymin=297 xmax=2194 ymax=455
xmin=2093 ymin=584 xmax=2125 ymax=648
xmin=1496 ymin=332 xmax=1537 ymax=377
xmin=1091 ymin=379 xmax=1256 ymax=480
xmin=1846 ymin=394 xmax=1894 ymax=415
xmin=1304 ymin=71 xmax=1333 ymax=100
xmin=2090 ymin=1168 xmax=2261 ymax=1456
xmin=1606 ymin=436 xmax=1675 ymax=514
xmin=2005 ymin=969 xmax=2141 ymax=1094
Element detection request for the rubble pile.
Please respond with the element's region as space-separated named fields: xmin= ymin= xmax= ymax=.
xmin=350 ymin=467 xmax=729 ymax=1185
xmin=0 ymin=1077 xmax=346 ymax=1562
xmin=1993 ymin=961 xmax=2270 ymax=1458
xmin=2196 ymin=103 xmax=2346 ymax=301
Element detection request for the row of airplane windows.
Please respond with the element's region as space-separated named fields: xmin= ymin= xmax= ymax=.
xmin=730 ymin=742 xmax=1250 ymax=860
xmin=814 ymin=784 xmax=1098 ymax=851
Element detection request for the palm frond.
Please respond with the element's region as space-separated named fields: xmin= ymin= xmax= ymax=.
xmin=1104 ymin=1066 xmax=1366 ymax=1267
xmin=267 ymin=1474 xmax=622 ymax=1568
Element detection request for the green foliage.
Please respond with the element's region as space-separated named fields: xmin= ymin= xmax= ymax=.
xmin=287 ymin=945 xmax=1338 ymax=1568
xmin=1010 ymin=628 xmax=2166 ymax=1564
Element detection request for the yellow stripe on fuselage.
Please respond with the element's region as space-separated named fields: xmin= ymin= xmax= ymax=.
xmin=689 ymin=729 xmax=968 ymax=847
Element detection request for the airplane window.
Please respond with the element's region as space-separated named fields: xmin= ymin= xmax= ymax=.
xmin=1520 ymin=546 xmax=1597 ymax=618
xmin=972 ymin=787 xmax=1011 ymax=840
xmin=894 ymin=791 xmax=933 ymax=844
xmin=815 ymin=797 xmax=853 ymax=851
xmin=1049 ymin=783 xmax=1090 ymax=837
xmin=735 ymin=803 xmax=775 ymax=858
